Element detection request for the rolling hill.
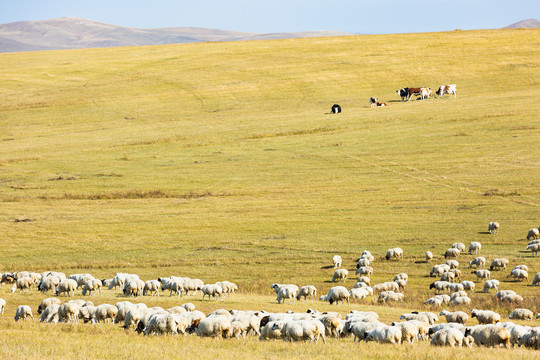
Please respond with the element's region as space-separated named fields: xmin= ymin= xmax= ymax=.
xmin=503 ymin=18 xmax=540 ymax=29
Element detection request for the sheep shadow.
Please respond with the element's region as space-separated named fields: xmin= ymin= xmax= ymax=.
xmin=320 ymin=265 xmax=334 ymax=269
xmin=477 ymin=231 xmax=491 ymax=235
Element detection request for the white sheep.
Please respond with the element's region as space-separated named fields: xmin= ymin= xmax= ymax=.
xmin=449 ymin=296 xmax=471 ymax=306
xmin=143 ymin=314 xmax=179 ymax=336
xmin=532 ymin=272 xmax=540 ymax=286
xmin=527 ymin=228 xmax=539 ymax=240
xmin=331 ymin=268 xmax=348 ymax=282
xmin=38 ymin=276 xmax=61 ymax=293
xmin=510 ymin=268 xmax=528 ymax=282
xmin=469 ymin=257 xmax=486 ymax=269
xmin=450 ymin=291 xmax=468 ymax=301
xmin=373 ymin=282 xmax=400 ymax=294
xmin=440 ymin=310 xmax=468 ymax=325
xmin=509 ymin=308 xmax=534 ymax=321
xmin=92 ymin=304 xmax=118 ymax=324
xmin=391 ymin=321 xmax=419 ymax=344
xmin=123 ymin=308 xmax=145 ymax=330
xmin=356 ymin=276 xmax=371 ymax=286
xmin=428 ymin=323 xmax=465 ymax=338
xmin=326 ymin=286 xmax=350 ymax=305
xmin=296 ymin=285 xmax=317 ymax=301
xmin=346 ymin=321 xmax=386 ymax=342
xmin=394 ymin=273 xmax=408 ymax=283
xmin=123 ymin=279 xmax=144 ymax=297
xmin=365 ymin=326 xmax=402 ymax=344
xmin=482 ymin=279 xmax=499 ymax=293
xmin=498 ymin=322 xmax=531 ymax=347
xmin=513 ymin=264 xmax=528 ymax=272
xmin=400 ymin=313 xmax=429 ymax=324
xmin=472 ymin=269 xmax=490 ymax=282
xmin=332 ymin=255 xmax=342 ymax=268
xmin=349 ymin=287 xmax=372 ymax=302
xmin=356 ymin=258 xmax=371 ymax=268
xmin=55 ymin=279 xmax=77 ymax=297
xmin=445 ymin=260 xmax=459 ymax=269
xmin=429 ymin=281 xmax=450 ymax=294
xmin=424 ymin=297 xmax=443 ymax=307
xmin=318 ymin=314 xmax=343 ymax=338
xmin=259 ymin=321 xmax=286 ymax=340
xmin=460 ymin=281 xmax=475 ymax=291
xmin=37 ymin=297 xmax=61 ymax=314
xmin=430 ymin=328 xmax=470 ymax=347
xmin=464 ymin=325 xmax=510 ymax=347
xmin=230 ymin=314 xmax=261 ymax=338
xmin=143 ymin=280 xmax=161 ymax=296
xmin=276 ymin=287 xmax=297 ymax=305
xmin=444 ymin=248 xmax=460 ymax=259
xmin=195 ymin=315 xmax=232 ymax=338
xmin=215 ymin=281 xmax=237 ymax=297
xmin=282 ymin=319 xmax=326 ymax=343
xmin=82 ymin=278 xmax=102 ymax=296
xmin=430 ymin=264 xmax=450 ymax=277
xmin=488 ymin=222 xmax=499 ymax=234
xmin=182 ymin=303 xmax=195 ymax=312
xmin=377 ymin=291 xmax=404 ymax=303
xmin=11 ymin=276 xmax=33 ymax=293
xmin=14 ymin=305 xmax=33 ymax=321
xmin=448 ymin=283 xmax=464 ymax=293
xmin=471 ymin=309 xmax=501 ymax=324
xmin=58 ymin=302 xmax=80 ymax=323
xmin=526 ymin=243 xmax=540 ymax=256
xmin=355 ymin=266 xmax=373 ymax=278
xmin=468 ymin=242 xmax=481 ymax=255
xmin=499 ymin=293 xmax=524 ymax=304
xmin=517 ymin=328 xmax=540 ymax=348
xmin=425 ymin=251 xmax=433 ymax=262
xmin=440 ymin=271 xmax=456 ymax=283
xmin=200 ymin=284 xmax=224 ymax=301
xmin=39 ymin=304 xmax=60 ymax=323
xmin=489 ymin=258 xmax=509 ymax=271
xmin=385 ymin=248 xmax=404 ymax=260
xmin=452 ymin=243 xmax=466 ymax=252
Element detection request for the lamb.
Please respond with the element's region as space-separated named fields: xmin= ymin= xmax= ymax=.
xmin=460 ymin=281 xmax=475 ymax=291
xmin=471 ymin=309 xmax=501 ymax=324
xmin=444 ymin=248 xmax=460 ymax=259
xmin=510 ymin=268 xmax=528 ymax=282
xmin=282 ymin=319 xmax=326 ymax=343
xmin=449 ymin=296 xmax=471 ymax=306
xmin=92 ymin=304 xmax=118 ymax=324
xmin=11 ymin=276 xmax=33 ymax=293
xmin=39 ymin=304 xmax=60 ymax=323
xmin=532 ymin=272 xmax=540 ymax=286
xmin=195 ymin=315 xmax=232 ymax=338
xmin=490 ymin=258 xmax=509 ymax=271
xmin=82 ymin=278 xmax=102 ymax=296
xmin=425 ymin=251 xmax=433 ymax=262
xmin=326 ymin=286 xmax=350 ymax=305
xmin=14 ymin=305 xmax=34 ymax=322
xmin=37 ymin=297 xmax=61 ymax=314
xmin=509 ymin=308 xmax=534 ymax=321
xmin=468 ymin=242 xmax=482 ymax=255
xmin=296 ymin=285 xmax=317 ymax=301
xmin=482 ymin=279 xmax=499 ymax=293
xmin=472 ymin=269 xmax=490 ymax=282
xmin=143 ymin=280 xmax=161 ymax=296
xmin=385 ymin=248 xmax=404 ymax=260
xmin=355 ymin=266 xmax=373 ymax=278
xmin=526 ymin=243 xmax=540 ymax=256
xmin=200 ymin=284 xmax=224 ymax=301
xmin=488 ymin=222 xmax=499 ymax=234
xmin=430 ymin=328 xmax=471 ymax=347
xmin=465 ymin=325 xmax=510 ymax=347
xmin=364 ymin=326 xmax=402 ymax=344
xmin=332 ymin=255 xmax=342 ymax=268
xmin=527 ymin=228 xmax=540 ymax=240
xmin=469 ymin=257 xmax=486 ymax=269
xmin=440 ymin=310 xmax=468 ymax=325
xmin=331 ymin=268 xmax=348 ymax=282
xmin=452 ymin=243 xmax=466 ymax=252
xmin=55 ymin=279 xmax=77 ymax=297
xmin=58 ymin=302 xmax=80 ymax=323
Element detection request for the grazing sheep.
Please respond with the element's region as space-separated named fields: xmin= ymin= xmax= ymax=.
xmin=182 ymin=303 xmax=195 ymax=312
xmin=123 ymin=308 xmax=145 ymax=330
xmin=509 ymin=308 xmax=534 ymax=321
xmin=373 ymin=282 xmax=400 ymax=294
xmin=469 ymin=257 xmax=486 ymax=269
xmin=143 ymin=280 xmax=161 ymax=296
xmin=365 ymin=326 xmax=402 ymax=344
xmin=394 ymin=273 xmax=408 ymax=283
xmin=468 ymin=242 xmax=482 ymax=255
xmin=55 ymin=279 xmax=77 ymax=297
xmin=38 ymin=276 xmax=61 ymax=293
xmin=216 ymin=281 xmax=237 ymax=297
xmin=449 ymin=296 xmax=471 ymax=306
xmin=532 ymin=272 xmax=540 ymax=286
xmin=465 ymin=325 xmax=510 ymax=347
xmin=518 ymin=328 xmax=540 ymax=349
xmin=429 ymin=281 xmax=450 ymax=294
xmin=445 ymin=260 xmax=459 ymax=269
xmin=448 ymin=283 xmax=464 ymax=293
xmin=359 ymin=250 xmax=375 ymax=262
xmin=275 ymin=287 xmax=297 ymax=305
xmin=195 ymin=315 xmax=232 ymax=338
xmin=82 ymin=278 xmax=102 ymax=296
xmin=200 ymin=284 xmax=224 ymax=302
xmin=11 ymin=276 xmax=33 ymax=293
xmin=391 ymin=321 xmax=420 ymax=344
xmin=345 ymin=322 xmax=386 ymax=342
xmin=14 ymin=305 xmax=34 ymax=322
xmin=259 ymin=321 xmax=286 ymax=340
xmin=37 ymin=297 xmax=61 ymax=314
xmin=400 ymin=313 xmax=429 ymax=324
xmin=326 ymin=286 xmax=350 ymax=305
xmin=488 ymin=222 xmax=499 ymax=234
xmin=39 ymin=304 xmax=60 ymax=323
xmin=428 ymin=323 xmax=465 ymax=338
xmin=385 ymin=248 xmax=404 ymax=260
xmin=440 ymin=271 xmax=456 ymax=283
xmin=498 ymin=323 xmax=531 ymax=347
xmin=123 ymin=279 xmax=145 ymax=297
xmin=499 ymin=293 xmax=524 ymax=304
xmin=472 ymin=269 xmax=490 ymax=282
xmin=460 ymin=281 xmax=475 ymax=291
xmin=440 ymin=310 xmax=468 ymax=325
xmin=471 ymin=309 xmax=501 ymax=324
xmin=92 ymin=304 xmax=118 ymax=324
xmin=431 ymin=328 xmax=470 ymax=347
xmin=377 ymin=291 xmax=404 ymax=303
xmin=444 ymin=248 xmax=460 ymax=259
xmin=356 ymin=276 xmax=371 ymax=286
xmin=331 ymin=268 xmax=348 ymax=283
xmin=349 ymin=287 xmax=373 ymax=302
xmin=58 ymin=302 xmax=80 ymax=323
xmin=319 ymin=314 xmax=343 ymax=338
xmin=296 ymin=285 xmax=317 ymax=301
xmin=355 ymin=266 xmax=373 ymax=278
xmin=424 ymin=297 xmax=443 ymax=307
xmin=450 ymin=291 xmax=468 ymax=301
xmin=282 ymin=319 xmax=326 ymax=343
xmin=510 ymin=268 xmax=528 ymax=282
xmin=490 ymin=258 xmax=509 ymax=271
xmin=482 ymin=279 xmax=499 ymax=293
xmin=332 ymin=255 xmax=342 ymax=269
xmin=452 ymin=243 xmax=466 ymax=252
xmin=356 ymin=258 xmax=371 ymax=268
xmin=430 ymin=264 xmax=450 ymax=277
xmin=526 ymin=243 xmax=540 ymax=256
xmin=143 ymin=314 xmax=179 ymax=336
xmin=513 ymin=264 xmax=528 ymax=272
xmin=527 ymin=228 xmax=540 ymax=240
xmin=425 ymin=251 xmax=433 ymax=262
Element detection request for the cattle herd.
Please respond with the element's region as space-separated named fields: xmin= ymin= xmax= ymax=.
xmin=0 ymin=222 xmax=539 ymax=349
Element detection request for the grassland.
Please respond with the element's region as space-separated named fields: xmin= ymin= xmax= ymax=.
xmin=0 ymin=28 xmax=539 ymax=359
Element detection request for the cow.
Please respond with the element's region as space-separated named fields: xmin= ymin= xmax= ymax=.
xmin=370 ymin=97 xmax=387 ymax=107
xmin=436 ymin=84 xmax=457 ymax=98
xmin=420 ymin=87 xmax=432 ymax=100
xmin=396 ymin=88 xmax=409 ymax=101
xmin=331 ymin=104 xmax=341 ymax=113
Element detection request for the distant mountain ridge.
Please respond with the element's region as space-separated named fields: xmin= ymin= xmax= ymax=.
xmin=0 ymin=17 xmax=356 ymax=53
xmin=502 ymin=19 xmax=540 ymax=29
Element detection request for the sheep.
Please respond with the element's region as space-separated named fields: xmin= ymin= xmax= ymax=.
xmin=448 ymin=283 xmax=464 ymax=293
xmin=326 ymin=286 xmax=350 ymax=305
xmin=319 ymin=314 xmax=343 ymax=338
xmin=431 ymin=328 xmax=470 ymax=347
xmin=510 ymin=268 xmax=528 ymax=282
xmin=440 ymin=272 xmax=456 ymax=283
xmin=331 ymin=268 xmax=348 ymax=283
xmin=471 ymin=309 xmax=501 ymax=325
xmin=282 ymin=319 xmax=326 ymax=343
xmin=460 ymin=281 xmax=475 ymax=291
xmin=385 ymin=248 xmax=404 ymax=260
xmin=92 ymin=304 xmax=118 ymax=324
xmin=55 ymin=279 xmax=77 ymax=297
xmin=364 ymin=326 xmax=402 ymax=344
xmin=143 ymin=280 xmax=161 ymax=296
xmin=11 ymin=276 xmax=33 ymax=293
xmin=135 ymin=308 xmax=169 ymax=334
xmin=518 ymin=328 xmax=540 ymax=349
xmin=58 ymin=302 xmax=80 ymax=323
xmin=400 ymin=313 xmax=430 ymax=324
xmin=276 ymin=287 xmax=297 ymax=305
xmin=449 ymin=296 xmax=471 ymax=306
xmin=452 ymin=243 xmax=466 ymax=252
xmin=425 ymin=251 xmax=433 ymax=262
xmin=345 ymin=321 xmax=386 ymax=342
xmin=356 ymin=276 xmax=371 ymax=286
xmin=394 ymin=273 xmax=408 ymax=283
xmin=490 ymin=258 xmax=509 ymax=271
xmin=38 ymin=276 xmax=61 ymax=293
xmin=469 ymin=257 xmax=486 ymax=269
xmin=424 ymin=297 xmax=443 ymax=307
xmin=498 ymin=323 xmax=531 ymax=347
xmin=14 ymin=305 xmax=33 ymax=322
xmin=259 ymin=321 xmax=286 ymax=340
xmin=0 ymin=272 xmax=15 ymax=285
xmin=509 ymin=308 xmax=534 ymax=321
xmin=123 ymin=308 xmax=145 ymax=330
xmin=429 ymin=281 xmax=450 ymax=294
xmin=450 ymin=291 xmax=468 ymax=301
xmin=182 ymin=303 xmax=195 ymax=312
xmin=428 ymin=323 xmax=465 ymax=338
xmin=488 ymin=222 xmax=499 ymax=234
xmin=527 ymin=228 xmax=540 ymax=240
xmin=513 ymin=264 xmax=528 ymax=272
xmin=187 ymin=278 xmax=206 ymax=296
xmin=230 ymin=314 xmax=261 ymax=338
xmin=124 ymin=279 xmax=145 ymax=297
xmin=37 ymin=297 xmax=61 ymax=314
xmin=215 ymin=281 xmax=236 ymax=297
xmin=355 ymin=266 xmax=373 ymax=278
xmin=499 ymin=293 xmax=524 ymax=304
xmin=195 ymin=315 xmax=232 ymax=338
xmin=359 ymin=250 xmax=374 ymax=262
xmin=440 ymin=310 xmax=468 ymax=325
xmin=430 ymin=264 xmax=450 ymax=277
xmin=346 ymin=310 xmax=379 ymax=322
xmin=465 ymin=325 xmax=510 ymax=347
xmin=373 ymin=282 xmax=400 ymax=294
xmin=271 ymin=283 xmax=298 ymax=295
xmin=198 ymin=284 xmax=223 ymax=301
xmin=444 ymin=248 xmax=460 ymax=259
xmin=377 ymin=291 xmax=404 ymax=303
xmin=532 ymin=272 xmax=540 ymax=286
xmin=468 ymin=242 xmax=482 ymax=255
xmin=445 ymin=260 xmax=459 ymax=269
xmin=482 ymin=279 xmax=499 ymax=293
xmin=391 ymin=321 xmax=419 ymax=344
xmin=526 ymin=243 xmax=540 ymax=256
xmin=39 ymin=304 xmax=60 ymax=323
xmin=356 ymin=258 xmax=371 ymax=268
xmin=296 ymin=285 xmax=317 ymax=301
xmin=472 ymin=269 xmax=490 ymax=282
xmin=143 ymin=314 xmax=180 ymax=336
xmin=332 ymin=255 xmax=342 ymax=268
xmin=450 ymin=269 xmax=462 ymax=282
xmin=349 ymin=287 xmax=372 ymax=302
xmin=82 ymin=278 xmax=102 ymax=296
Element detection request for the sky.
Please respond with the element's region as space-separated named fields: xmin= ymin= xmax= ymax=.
xmin=0 ymin=0 xmax=538 ymax=34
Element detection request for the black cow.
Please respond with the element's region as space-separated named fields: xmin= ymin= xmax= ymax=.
xmin=331 ymin=104 xmax=341 ymax=113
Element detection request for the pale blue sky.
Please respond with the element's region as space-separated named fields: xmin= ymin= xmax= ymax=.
xmin=1 ymin=0 xmax=538 ymax=34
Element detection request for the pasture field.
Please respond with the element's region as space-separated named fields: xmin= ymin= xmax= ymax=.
xmin=0 ymin=28 xmax=539 ymax=358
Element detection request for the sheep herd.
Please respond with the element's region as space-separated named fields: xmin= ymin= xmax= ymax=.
xmin=1 ymin=222 xmax=540 ymax=350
